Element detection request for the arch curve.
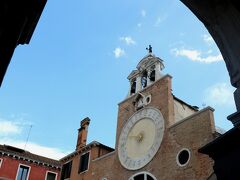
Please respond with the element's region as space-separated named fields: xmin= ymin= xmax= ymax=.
xmin=129 ymin=171 xmax=157 ymax=180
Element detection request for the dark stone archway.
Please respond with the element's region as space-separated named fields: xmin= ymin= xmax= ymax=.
xmin=181 ymin=1 xmax=240 ymax=179
xmin=0 ymin=0 xmax=47 ymax=87
xmin=180 ymin=0 xmax=240 ymax=124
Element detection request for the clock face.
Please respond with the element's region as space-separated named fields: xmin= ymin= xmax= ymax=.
xmin=118 ymin=107 xmax=164 ymax=170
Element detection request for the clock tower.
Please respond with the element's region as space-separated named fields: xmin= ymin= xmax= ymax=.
xmin=60 ymin=47 xmax=218 ymax=180
xmin=113 ymin=47 xmax=216 ymax=179
xmin=116 ymin=48 xmax=170 ymax=169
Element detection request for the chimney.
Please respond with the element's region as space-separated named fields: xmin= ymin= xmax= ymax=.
xmin=76 ymin=117 xmax=90 ymax=151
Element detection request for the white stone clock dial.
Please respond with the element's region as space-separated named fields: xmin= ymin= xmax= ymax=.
xmin=118 ymin=107 xmax=165 ymax=170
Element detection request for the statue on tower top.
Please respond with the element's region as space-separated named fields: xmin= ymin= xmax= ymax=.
xmin=146 ymin=45 xmax=152 ymax=53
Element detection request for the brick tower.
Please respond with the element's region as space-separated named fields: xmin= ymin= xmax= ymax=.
xmin=60 ymin=47 xmax=218 ymax=180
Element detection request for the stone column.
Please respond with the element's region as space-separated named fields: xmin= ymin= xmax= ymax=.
xmin=136 ymin=75 xmax=142 ymax=93
xmin=155 ymin=64 xmax=161 ymax=80
xmin=234 ymin=88 xmax=240 ymax=111
xmin=127 ymin=81 xmax=132 ymax=97
xmin=147 ymin=70 xmax=152 ymax=86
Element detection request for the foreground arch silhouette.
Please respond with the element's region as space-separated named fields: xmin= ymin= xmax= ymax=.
xmin=183 ymin=1 xmax=240 ymax=179
xmin=181 ymin=0 xmax=240 ymax=124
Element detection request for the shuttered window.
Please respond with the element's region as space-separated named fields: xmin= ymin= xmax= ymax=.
xmin=61 ymin=161 xmax=72 ymax=180
xmin=78 ymin=151 xmax=90 ymax=173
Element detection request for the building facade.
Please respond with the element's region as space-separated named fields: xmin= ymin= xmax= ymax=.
xmin=60 ymin=50 xmax=218 ymax=180
xmin=0 ymin=145 xmax=61 ymax=180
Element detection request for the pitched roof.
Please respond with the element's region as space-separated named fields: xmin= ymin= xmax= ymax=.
xmin=0 ymin=144 xmax=61 ymax=169
xmin=60 ymin=141 xmax=114 ymax=162
xmin=173 ymin=94 xmax=199 ymax=111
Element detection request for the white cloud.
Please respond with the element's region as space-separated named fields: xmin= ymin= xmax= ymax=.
xmin=204 ymin=83 xmax=234 ymax=107
xmin=113 ymin=47 xmax=125 ymax=58
xmin=0 ymin=117 xmax=70 ymax=160
xmin=171 ymin=48 xmax=223 ymax=63
xmin=203 ymin=34 xmax=214 ymax=45
xmin=120 ymin=36 xmax=136 ymax=45
xmin=141 ymin=10 xmax=146 ymax=17
xmin=0 ymin=120 xmax=21 ymax=135
xmin=0 ymin=138 xmax=70 ymax=160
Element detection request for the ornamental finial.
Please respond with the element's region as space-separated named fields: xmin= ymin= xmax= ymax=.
xmin=146 ymin=45 xmax=152 ymax=53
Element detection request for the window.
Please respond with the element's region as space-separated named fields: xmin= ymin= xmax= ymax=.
xmin=78 ymin=151 xmax=90 ymax=173
xmin=176 ymin=148 xmax=191 ymax=167
xmin=130 ymin=79 xmax=136 ymax=94
xmin=60 ymin=161 xmax=72 ymax=180
xmin=149 ymin=70 xmax=155 ymax=82
xmin=45 ymin=171 xmax=57 ymax=180
xmin=134 ymin=174 xmax=144 ymax=180
xmin=129 ymin=172 xmax=156 ymax=180
xmin=16 ymin=164 xmax=30 ymax=180
xmin=0 ymin=158 xmax=2 ymax=168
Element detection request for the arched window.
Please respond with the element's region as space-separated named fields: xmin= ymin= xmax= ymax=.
xmin=130 ymin=78 xmax=136 ymax=94
xmin=149 ymin=70 xmax=155 ymax=82
xmin=129 ymin=172 xmax=157 ymax=180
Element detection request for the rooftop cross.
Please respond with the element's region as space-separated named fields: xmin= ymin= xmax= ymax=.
xmin=146 ymin=45 xmax=152 ymax=53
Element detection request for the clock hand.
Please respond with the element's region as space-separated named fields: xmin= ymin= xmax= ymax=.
xmin=129 ymin=132 xmax=144 ymax=142
xmin=137 ymin=132 xmax=144 ymax=142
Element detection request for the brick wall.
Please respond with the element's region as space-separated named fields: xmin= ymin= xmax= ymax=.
xmin=64 ymin=75 xmax=215 ymax=180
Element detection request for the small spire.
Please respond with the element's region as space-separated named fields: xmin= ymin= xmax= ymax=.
xmin=146 ymin=45 xmax=152 ymax=53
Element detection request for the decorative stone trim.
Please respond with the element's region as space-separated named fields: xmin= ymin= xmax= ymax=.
xmin=176 ymin=148 xmax=191 ymax=167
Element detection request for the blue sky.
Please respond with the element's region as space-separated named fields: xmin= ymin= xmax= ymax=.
xmin=0 ymin=0 xmax=235 ymax=159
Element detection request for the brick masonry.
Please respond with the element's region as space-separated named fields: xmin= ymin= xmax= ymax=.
xmin=63 ymin=74 xmax=215 ymax=180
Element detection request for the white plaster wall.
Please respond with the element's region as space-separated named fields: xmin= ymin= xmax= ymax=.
xmin=174 ymin=100 xmax=196 ymax=123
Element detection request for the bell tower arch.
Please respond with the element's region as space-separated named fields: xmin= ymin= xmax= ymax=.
xmin=127 ymin=45 xmax=165 ymax=97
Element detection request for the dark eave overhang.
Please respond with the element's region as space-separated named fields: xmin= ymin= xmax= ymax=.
xmin=60 ymin=141 xmax=114 ymax=162
xmin=198 ymin=126 xmax=240 ymax=158
xmin=0 ymin=0 xmax=47 ymax=86
xmin=0 ymin=149 xmax=61 ymax=169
